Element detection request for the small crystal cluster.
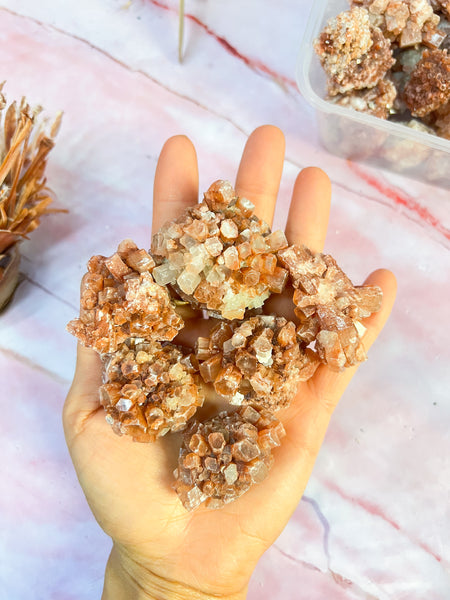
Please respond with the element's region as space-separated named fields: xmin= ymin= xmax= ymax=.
xmin=353 ymin=0 xmax=442 ymax=47
xmin=278 ymin=245 xmax=382 ymax=370
xmin=151 ymin=180 xmax=289 ymax=320
xmin=67 ymin=239 xmax=203 ymax=442
xmin=333 ymin=77 xmax=398 ymax=118
xmin=173 ymin=405 xmax=286 ymax=510
xmin=100 ymin=340 xmax=204 ymax=442
xmin=314 ymin=8 xmax=395 ymax=96
xmin=67 ymin=239 xmax=181 ymax=354
xmin=315 ymin=0 xmax=450 ymax=139
xmin=68 ymin=180 xmax=382 ymax=509
xmin=196 ymin=316 xmax=319 ymax=411
xmin=404 ymin=48 xmax=450 ymax=115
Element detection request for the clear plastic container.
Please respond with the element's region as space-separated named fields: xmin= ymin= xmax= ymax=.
xmin=297 ymin=0 xmax=450 ymax=188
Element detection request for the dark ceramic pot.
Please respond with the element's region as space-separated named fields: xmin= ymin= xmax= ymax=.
xmin=0 ymin=244 xmax=20 ymax=311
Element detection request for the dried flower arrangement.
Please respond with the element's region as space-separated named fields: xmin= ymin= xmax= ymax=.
xmin=0 ymin=83 xmax=63 ymax=310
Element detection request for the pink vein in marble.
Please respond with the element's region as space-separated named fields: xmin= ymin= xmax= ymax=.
xmin=324 ymin=479 xmax=444 ymax=565
xmin=348 ymin=161 xmax=450 ymax=247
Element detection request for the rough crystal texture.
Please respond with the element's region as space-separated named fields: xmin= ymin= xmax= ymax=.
xmin=329 ymin=26 xmax=394 ymax=95
xmin=433 ymin=101 xmax=450 ymax=137
xmin=100 ymin=340 xmax=204 ymax=442
xmin=404 ymin=48 xmax=450 ymax=116
xmin=67 ymin=240 xmax=183 ymax=354
xmin=314 ymin=8 xmax=374 ymax=73
xmin=352 ymin=0 xmax=442 ymax=48
xmin=67 ymin=182 xmax=384 ymax=509
xmin=333 ymin=77 xmax=397 ymax=118
xmin=173 ymin=406 xmax=286 ymax=510
xmin=432 ymin=0 xmax=450 ymax=18
xmin=196 ymin=316 xmax=319 ymax=411
xmin=314 ymin=8 xmax=395 ymax=95
xmin=315 ymin=0 xmax=450 ymax=140
xmin=278 ymin=245 xmax=383 ymax=371
xmin=151 ymin=180 xmax=289 ymax=320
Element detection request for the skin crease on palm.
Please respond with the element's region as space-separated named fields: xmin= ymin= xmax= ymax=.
xmin=63 ymin=126 xmax=397 ymax=600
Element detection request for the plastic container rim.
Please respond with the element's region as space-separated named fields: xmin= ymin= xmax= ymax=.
xmin=296 ymin=0 xmax=450 ymax=155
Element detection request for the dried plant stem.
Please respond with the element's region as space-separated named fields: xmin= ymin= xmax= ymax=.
xmin=0 ymin=88 xmax=63 ymax=254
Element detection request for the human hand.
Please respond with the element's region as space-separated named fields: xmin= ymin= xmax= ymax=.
xmin=63 ymin=126 xmax=396 ymax=600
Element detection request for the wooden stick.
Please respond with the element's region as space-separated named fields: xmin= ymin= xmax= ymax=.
xmin=178 ymin=0 xmax=185 ymax=63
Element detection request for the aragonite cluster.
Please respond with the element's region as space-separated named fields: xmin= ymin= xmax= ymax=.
xmin=100 ymin=340 xmax=204 ymax=442
xmin=174 ymin=405 xmax=286 ymax=510
xmin=278 ymin=245 xmax=382 ymax=370
xmin=314 ymin=0 xmax=450 ymax=138
xmin=151 ymin=180 xmax=289 ymax=320
xmin=314 ymin=8 xmax=395 ymax=96
xmin=196 ymin=316 xmax=319 ymax=411
xmin=403 ymin=48 xmax=450 ymax=116
xmin=68 ymin=180 xmax=382 ymax=511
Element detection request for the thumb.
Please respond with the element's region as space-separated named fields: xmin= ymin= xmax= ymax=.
xmin=305 ymin=267 xmax=397 ymax=411
xmin=63 ymin=343 xmax=103 ymax=442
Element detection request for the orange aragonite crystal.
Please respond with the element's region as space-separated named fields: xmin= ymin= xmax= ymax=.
xmin=173 ymin=406 xmax=285 ymax=510
xmin=196 ymin=316 xmax=319 ymax=411
xmin=67 ymin=180 xmax=383 ymax=509
xmin=352 ymin=0 xmax=443 ymax=48
xmin=314 ymin=8 xmax=394 ymax=96
xmin=100 ymin=340 xmax=204 ymax=442
xmin=333 ymin=77 xmax=397 ymax=119
xmin=278 ymin=244 xmax=382 ymax=371
xmin=67 ymin=239 xmax=182 ymax=354
xmin=404 ymin=48 xmax=450 ymax=116
xmin=314 ymin=1 xmax=450 ymax=139
xmin=151 ymin=180 xmax=289 ymax=320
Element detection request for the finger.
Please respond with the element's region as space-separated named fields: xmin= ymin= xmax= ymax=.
xmin=152 ymin=135 xmax=199 ymax=235
xmin=285 ymin=167 xmax=331 ymax=252
xmin=63 ymin=344 xmax=103 ymax=435
xmin=259 ymin=268 xmax=397 ymax=513
xmin=306 ymin=268 xmax=397 ymax=409
xmin=235 ymin=125 xmax=285 ymax=226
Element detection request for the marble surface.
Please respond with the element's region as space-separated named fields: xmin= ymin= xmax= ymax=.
xmin=0 ymin=1 xmax=449 ymax=598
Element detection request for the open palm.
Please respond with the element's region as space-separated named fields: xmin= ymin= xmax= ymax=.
xmin=63 ymin=126 xmax=396 ymax=600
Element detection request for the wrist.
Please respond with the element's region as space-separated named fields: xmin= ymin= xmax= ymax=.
xmin=102 ymin=544 xmax=248 ymax=600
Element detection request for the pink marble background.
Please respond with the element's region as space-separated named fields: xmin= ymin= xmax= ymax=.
xmin=0 ymin=1 xmax=449 ymax=598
